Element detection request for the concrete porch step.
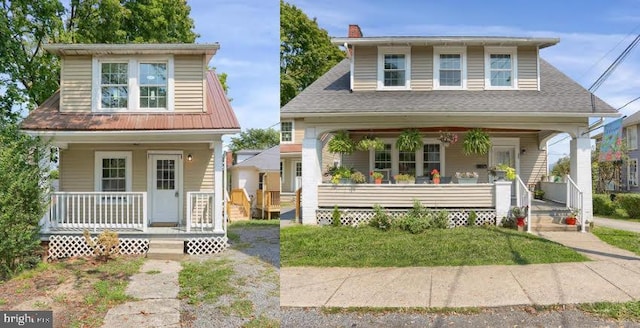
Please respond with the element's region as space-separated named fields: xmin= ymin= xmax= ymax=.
xmin=530 ymin=222 xmax=581 ymax=232
xmin=147 ymin=239 xmax=185 ymax=261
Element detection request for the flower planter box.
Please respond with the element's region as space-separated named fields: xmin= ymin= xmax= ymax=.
xmin=457 ymin=177 xmax=478 ymax=184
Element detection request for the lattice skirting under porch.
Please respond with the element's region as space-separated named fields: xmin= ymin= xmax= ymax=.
xmin=47 ymin=235 xmax=149 ymax=260
xmin=316 ymin=208 xmax=497 ymax=227
xmin=186 ymin=236 xmax=228 ymax=255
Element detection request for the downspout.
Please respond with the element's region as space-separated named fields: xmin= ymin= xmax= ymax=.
xmin=345 ymin=42 xmax=353 ymax=92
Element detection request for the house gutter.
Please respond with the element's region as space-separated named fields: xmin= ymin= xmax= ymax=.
xmin=280 ymin=111 xmax=621 ymax=119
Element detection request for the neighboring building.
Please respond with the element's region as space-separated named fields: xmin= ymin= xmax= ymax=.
xmin=281 ymin=25 xmax=618 ymax=226
xmin=230 ymin=146 xmax=281 ymax=219
xmin=21 ymin=43 xmax=240 ymax=258
xmin=622 ymin=111 xmax=640 ymax=191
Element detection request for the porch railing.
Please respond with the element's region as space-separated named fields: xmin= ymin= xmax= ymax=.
xmin=566 ymin=175 xmax=585 ymax=233
xmin=230 ymin=188 xmax=251 ymax=218
xmin=48 ymin=192 xmax=147 ymax=232
xmin=515 ymin=175 xmax=532 ymax=233
xmin=186 ymin=191 xmax=216 ymax=232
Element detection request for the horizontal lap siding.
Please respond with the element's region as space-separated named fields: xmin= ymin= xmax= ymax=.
xmin=174 ymin=55 xmax=204 ymax=112
xmin=342 ymin=150 xmax=369 ymax=177
xmin=411 ymin=46 xmax=432 ymax=90
xmin=467 ymin=46 xmax=484 ymax=90
xmin=294 ymin=119 xmax=305 ymax=143
xmin=518 ymin=134 xmax=546 ymax=186
xmin=518 ymin=46 xmax=538 ymax=90
xmin=318 ymin=184 xmax=494 ymax=208
xmin=61 ymin=56 xmax=92 ymax=112
xmin=353 ymin=46 xmax=377 ymax=91
xmin=444 ymin=140 xmax=490 ymax=182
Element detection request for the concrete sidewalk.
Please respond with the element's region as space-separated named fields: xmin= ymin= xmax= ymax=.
xmin=281 ymin=232 xmax=640 ymax=308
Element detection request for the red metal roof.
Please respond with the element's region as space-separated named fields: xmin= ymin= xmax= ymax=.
xmin=280 ymin=144 xmax=301 ymax=153
xmin=21 ymin=70 xmax=240 ymax=131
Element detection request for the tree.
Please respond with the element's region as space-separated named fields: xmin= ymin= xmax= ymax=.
xmin=0 ymin=124 xmax=49 ymax=279
xmin=229 ymin=128 xmax=280 ymax=154
xmin=550 ymin=156 xmax=570 ymax=177
xmin=280 ymin=0 xmax=345 ymax=106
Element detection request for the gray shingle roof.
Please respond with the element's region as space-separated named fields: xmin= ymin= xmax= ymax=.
xmin=623 ymin=110 xmax=640 ymax=127
xmin=281 ymin=59 xmax=617 ymax=117
xmin=232 ymin=145 xmax=279 ymax=171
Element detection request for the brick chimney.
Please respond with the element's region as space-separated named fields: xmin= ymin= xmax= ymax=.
xmin=348 ymin=24 xmax=363 ymax=38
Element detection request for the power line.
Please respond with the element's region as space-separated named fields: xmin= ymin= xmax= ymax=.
xmin=589 ymin=34 xmax=640 ymax=93
xmin=578 ymin=23 xmax=640 ymax=81
xmin=617 ymin=95 xmax=640 ymax=111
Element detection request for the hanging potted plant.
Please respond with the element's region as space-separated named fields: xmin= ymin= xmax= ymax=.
xmin=462 ymin=128 xmax=491 ymax=156
xmin=396 ymin=129 xmax=423 ymax=152
xmin=356 ymin=136 xmax=385 ymax=151
xmin=328 ymin=130 xmax=356 ymax=155
xmin=438 ymin=131 xmax=458 ymax=147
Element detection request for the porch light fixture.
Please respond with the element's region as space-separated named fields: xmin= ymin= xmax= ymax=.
xmin=187 ymin=154 xmax=193 ymax=161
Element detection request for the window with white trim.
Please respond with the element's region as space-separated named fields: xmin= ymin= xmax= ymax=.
xmin=369 ymin=139 xmax=444 ymax=179
xmin=93 ymin=57 xmax=173 ymax=112
xmin=377 ymin=47 xmax=411 ymax=90
xmin=374 ymin=144 xmax=392 ymax=171
xmin=422 ymin=144 xmax=441 ymax=175
xmin=485 ymin=47 xmax=517 ymax=89
xmin=281 ymin=121 xmax=293 ymax=143
xmin=95 ymin=151 xmax=132 ymax=192
xmin=398 ymin=150 xmax=416 ymax=175
xmin=629 ymin=158 xmax=638 ymax=187
xmin=434 ymin=47 xmax=466 ymax=89
xmin=627 ymin=125 xmax=638 ymax=150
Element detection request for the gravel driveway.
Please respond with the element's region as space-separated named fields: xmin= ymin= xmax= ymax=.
xmin=181 ymin=223 xmax=280 ymax=327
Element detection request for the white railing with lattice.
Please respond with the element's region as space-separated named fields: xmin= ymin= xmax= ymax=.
xmin=515 ymin=175 xmax=532 ymax=233
xmin=48 ymin=192 xmax=147 ymax=232
xmin=186 ymin=191 xmax=216 ymax=232
xmin=47 ymin=235 xmax=149 ymax=260
xmin=566 ymin=175 xmax=585 ymax=233
xmin=316 ymin=208 xmax=497 ymax=227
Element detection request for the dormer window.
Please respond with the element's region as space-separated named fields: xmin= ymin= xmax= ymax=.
xmin=377 ymin=47 xmax=411 ymax=90
xmin=434 ymin=47 xmax=467 ymax=90
xmin=93 ymin=57 xmax=174 ymax=112
xmin=484 ymin=47 xmax=517 ymax=89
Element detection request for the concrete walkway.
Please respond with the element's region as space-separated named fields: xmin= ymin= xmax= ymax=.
xmin=102 ymin=260 xmax=182 ymax=328
xmin=281 ymin=232 xmax=640 ymax=308
xmin=593 ymin=216 xmax=640 ymax=233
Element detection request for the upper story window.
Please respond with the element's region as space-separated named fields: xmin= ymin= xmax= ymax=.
xmin=485 ymin=47 xmax=517 ymax=89
xmin=434 ymin=47 xmax=466 ymax=90
xmin=377 ymin=47 xmax=411 ymax=90
xmin=93 ymin=57 xmax=173 ymax=112
xmin=281 ymin=121 xmax=293 ymax=143
xmin=627 ymin=125 xmax=638 ymax=150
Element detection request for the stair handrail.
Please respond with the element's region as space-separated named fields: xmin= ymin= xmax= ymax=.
xmin=565 ymin=175 xmax=585 ymax=233
xmin=515 ymin=175 xmax=532 ymax=233
xmin=230 ymin=188 xmax=251 ymax=218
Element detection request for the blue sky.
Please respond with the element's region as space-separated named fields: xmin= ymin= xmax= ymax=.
xmin=286 ymin=0 xmax=640 ymax=165
xmin=189 ymin=0 xmax=280 ymax=142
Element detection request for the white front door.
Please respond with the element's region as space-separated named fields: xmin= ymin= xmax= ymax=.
xmin=150 ymin=154 xmax=181 ymax=224
xmin=294 ymin=161 xmax=302 ymax=191
xmin=490 ymin=145 xmax=517 ymax=196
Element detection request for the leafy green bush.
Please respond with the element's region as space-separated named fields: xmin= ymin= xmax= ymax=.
xmin=592 ymin=194 xmax=616 ymax=216
xmin=368 ymin=205 xmax=392 ymax=231
xmin=468 ymin=210 xmax=477 ymax=226
xmin=0 ymin=125 xmax=49 ymax=279
xmin=432 ymin=210 xmax=449 ymax=229
xmin=393 ymin=215 xmax=431 ymax=234
xmin=331 ymin=205 xmax=341 ymax=226
xmin=615 ymin=194 xmax=640 ymax=218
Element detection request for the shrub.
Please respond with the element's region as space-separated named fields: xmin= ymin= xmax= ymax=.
xmin=501 ymin=216 xmax=516 ymax=229
xmin=592 ymin=194 xmax=616 ymax=216
xmin=432 ymin=210 xmax=449 ymax=229
xmin=0 ymin=125 xmax=49 ymax=280
xmin=616 ymin=194 xmax=640 ymax=218
xmin=369 ymin=204 xmax=392 ymax=231
xmin=394 ymin=215 xmax=431 ymax=234
xmin=83 ymin=230 xmax=120 ymax=260
xmin=331 ymin=205 xmax=341 ymax=226
xmin=468 ymin=210 xmax=477 ymax=227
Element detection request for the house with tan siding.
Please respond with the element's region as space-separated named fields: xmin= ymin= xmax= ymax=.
xmin=21 ymin=43 xmax=240 ymax=258
xmin=281 ymin=25 xmax=619 ymax=229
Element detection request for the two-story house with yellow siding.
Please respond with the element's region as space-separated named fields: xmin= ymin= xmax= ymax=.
xmin=21 ymin=43 xmax=240 ymax=259
xmin=280 ymin=25 xmax=619 ymax=229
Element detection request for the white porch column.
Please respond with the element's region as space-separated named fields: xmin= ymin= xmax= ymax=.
xmin=213 ymin=140 xmax=225 ymax=234
xmin=494 ymin=181 xmax=512 ymax=224
xmin=570 ymin=134 xmax=593 ymax=224
xmin=301 ymin=128 xmax=322 ymax=224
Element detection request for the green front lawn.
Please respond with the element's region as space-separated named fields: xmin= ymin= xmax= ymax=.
xmin=592 ymin=226 xmax=640 ymax=255
xmin=281 ymin=226 xmax=589 ymax=267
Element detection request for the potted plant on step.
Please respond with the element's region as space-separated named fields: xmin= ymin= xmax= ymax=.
xmin=534 ymin=189 xmax=545 ymax=200
xmin=565 ymin=208 xmax=578 ymax=225
xmin=370 ymin=171 xmax=384 ymax=184
xmin=509 ymin=206 xmax=527 ymax=230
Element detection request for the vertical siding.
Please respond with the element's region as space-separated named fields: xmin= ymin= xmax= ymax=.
xmin=467 ymin=46 xmax=484 ymax=90
xmin=518 ymin=46 xmax=538 ymax=90
xmin=174 ymin=55 xmax=205 ymax=112
xmin=411 ymin=46 xmax=433 ymax=90
xmin=353 ymin=46 xmax=377 ymax=91
xmin=60 ymin=56 xmax=92 ymax=112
